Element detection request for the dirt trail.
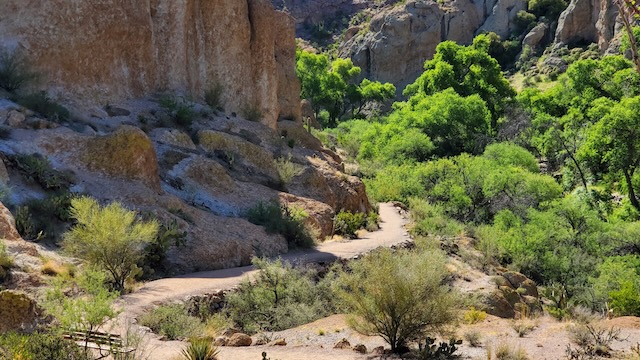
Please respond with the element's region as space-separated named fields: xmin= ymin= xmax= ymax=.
xmin=116 ymin=202 xmax=411 ymax=359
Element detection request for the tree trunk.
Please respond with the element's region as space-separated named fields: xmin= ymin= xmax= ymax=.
xmin=624 ymin=169 xmax=640 ymax=210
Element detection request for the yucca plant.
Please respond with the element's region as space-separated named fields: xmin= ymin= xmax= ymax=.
xmin=181 ymin=337 xmax=219 ymax=360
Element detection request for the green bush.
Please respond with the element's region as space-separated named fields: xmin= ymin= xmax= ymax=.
xmin=0 ymin=48 xmax=38 ymax=93
xmin=226 ymin=258 xmax=335 ymax=334
xmin=247 ymin=202 xmax=314 ymax=248
xmin=14 ymin=205 xmax=40 ymax=241
xmin=514 ymin=10 xmax=537 ymax=34
xmin=17 ymin=92 xmax=70 ymax=122
xmin=159 ymin=96 xmax=196 ymax=128
xmin=275 ymin=154 xmax=304 ymax=187
xmin=241 ymin=103 xmax=262 ymax=122
xmin=138 ymin=304 xmax=204 ymax=340
xmin=12 ymin=153 xmax=71 ymax=191
xmin=204 ymin=83 xmax=224 ymax=111
xmin=0 ymin=242 xmax=12 ymax=283
xmin=181 ymin=337 xmax=219 ymax=360
xmin=333 ymin=211 xmax=365 ymax=238
xmin=0 ymin=332 xmax=90 ymax=360
xmin=335 ymin=248 xmax=457 ymax=353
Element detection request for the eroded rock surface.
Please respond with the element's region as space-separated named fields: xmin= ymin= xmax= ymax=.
xmin=0 ymin=0 xmax=300 ymax=128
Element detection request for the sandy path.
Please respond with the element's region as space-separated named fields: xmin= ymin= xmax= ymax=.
xmin=116 ymin=202 xmax=411 ymax=359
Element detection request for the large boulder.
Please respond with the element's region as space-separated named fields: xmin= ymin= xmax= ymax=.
xmin=482 ymin=271 xmax=542 ymax=318
xmin=0 ymin=291 xmax=41 ymax=333
xmin=523 ymin=23 xmax=549 ymax=49
xmin=0 ymin=0 xmax=300 ymax=128
xmin=227 ymin=333 xmax=252 ymax=347
xmin=83 ymin=126 xmax=162 ymax=192
xmin=0 ymin=201 xmax=21 ymax=242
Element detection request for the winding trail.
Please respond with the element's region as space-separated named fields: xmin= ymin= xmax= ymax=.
xmin=116 ymin=202 xmax=411 ymax=359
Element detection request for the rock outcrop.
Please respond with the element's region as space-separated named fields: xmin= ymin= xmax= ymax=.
xmin=0 ymin=291 xmax=41 ymax=333
xmin=483 ymin=271 xmax=543 ymax=319
xmin=274 ymin=0 xmax=374 ymax=30
xmin=554 ymin=0 xmax=619 ymax=50
xmin=338 ymin=0 xmax=526 ymax=90
xmin=0 ymin=0 xmax=300 ymax=128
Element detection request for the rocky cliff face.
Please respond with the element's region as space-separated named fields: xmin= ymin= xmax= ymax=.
xmin=338 ymin=0 xmax=527 ymax=90
xmin=0 ymin=0 xmax=300 ymax=128
xmin=554 ymin=0 xmax=620 ymax=50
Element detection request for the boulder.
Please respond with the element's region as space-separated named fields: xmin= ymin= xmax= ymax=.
xmin=227 ymin=333 xmax=252 ymax=347
xmin=523 ymin=23 xmax=549 ymax=49
xmin=6 ymin=110 xmax=26 ymax=128
xmin=105 ymin=105 xmax=131 ymax=117
xmin=0 ymin=201 xmax=21 ymax=242
xmin=0 ymin=0 xmax=301 ymax=128
xmin=0 ymin=158 xmax=9 ymax=186
xmin=214 ymin=336 xmax=228 ymax=346
xmin=198 ymin=130 xmax=279 ymax=184
xmin=482 ymin=271 xmax=542 ymax=318
xmin=83 ymin=126 xmax=162 ymax=192
xmin=0 ymin=291 xmax=41 ymax=333
xmin=353 ymin=344 xmax=367 ymax=354
xmin=476 ymin=0 xmax=528 ymax=39
xmin=153 ymin=129 xmax=197 ymax=150
xmin=270 ymin=338 xmax=287 ymax=346
xmin=334 ymin=338 xmax=351 ymax=349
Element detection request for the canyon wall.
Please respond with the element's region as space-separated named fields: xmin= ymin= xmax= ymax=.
xmin=0 ymin=0 xmax=301 ymax=128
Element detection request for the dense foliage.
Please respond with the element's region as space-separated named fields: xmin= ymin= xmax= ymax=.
xmin=323 ymin=36 xmax=640 ymax=316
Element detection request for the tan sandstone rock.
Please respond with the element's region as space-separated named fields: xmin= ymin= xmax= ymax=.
xmin=0 ymin=291 xmax=41 ymax=333
xmin=0 ymin=0 xmax=300 ymax=128
xmin=227 ymin=333 xmax=253 ymax=347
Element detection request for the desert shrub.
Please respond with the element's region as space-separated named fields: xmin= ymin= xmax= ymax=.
xmin=17 ymin=92 xmax=70 ymax=122
xmin=138 ymin=304 xmax=204 ymax=341
xmin=514 ymin=11 xmax=537 ymax=34
xmin=12 ymin=153 xmax=71 ymax=191
xmin=335 ymin=248 xmax=457 ymax=352
xmin=43 ymin=268 xmax=118 ymax=336
xmin=14 ymin=205 xmax=40 ymax=241
xmin=566 ymin=324 xmax=622 ymax=357
xmin=159 ymin=96 xmax=195 ymax=128
xmin=241 ymin=103 xmax=262 ymax=122
xmin=275 ymin=154 xmax=304 ymax=186
xmin=0 ymin=242 xmax=12 ymax=283
xmin=246 ymin=202 xmax=315 ymax=248
xmin=0 ymin=48 xmax=38 ymax=93
xmin=511 ymin=320 xmax=536 ymax=337
xmin=62 ymin=197 xmax=158 ymax=292
xmin=591 ymin=256 xmax=640 ymax=316
xmin=463 ymin=307 xmax=487 ymax=324
xmin=464 ymin=330 xmax=483 ymax=347
xmin=409 ymin=198 xmax=465 ymax=237
xmin=140 ymin=219 xmax=187 ymax=278
xmin=204 ymin=83 xmax=224 ymax=110
xmin=0 ymin=331 xmax=90 ymax=360
xmin=226 ymin=258 xmax=335 ymax=334
xmin=415 ymin=337 xmax=462 ymax=359
xmin=333 ymin=210 xmax=365 ymax=238
xmin=181 ymin=337 xmax=219 ymax=360
xmin=495 ymin=343 xmax=529 ymax=360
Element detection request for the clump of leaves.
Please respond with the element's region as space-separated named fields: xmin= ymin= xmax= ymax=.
xmin=12 ymin=153 xmax=71 ymax=191
xmin=333 ymin=211 xmax=365 ymax=238
xmin=181 ymin=337 xmax=219 ymax=360
xmin=463 ymin=330 xmax=482 ymax=347
xmin=463 ymin=306 xmax=487 ymax=324
xmin=159 ymin=95 xmax=196 ymax=128
xmin=275 ymin=154 xmax=304 ymax=187
xmin=138 ymin=304 xmax=205 ymax=341
xmin=241 ymin=103 xmax=262 ymax=122
xmin=204 ymin=83 xmax=224 ymax=111
xmin=0 ymin=48 xmax=39 ymax=93
xmin=247 ymin=202 xmax=315 ymax=248
xmin=0 ymin=241 xmax=13 ymax=283
xmin=17 ymin=92 xmax=70 ymax=122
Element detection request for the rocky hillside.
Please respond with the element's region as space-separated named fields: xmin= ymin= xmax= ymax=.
xmin=281 ymin=0 xmax=624 ymax=91
xmin=0 ymin=0 xmax=300 ymax=128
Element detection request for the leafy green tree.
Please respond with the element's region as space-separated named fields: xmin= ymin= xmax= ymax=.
xmin=62 ymin=197 xmax=158 ymax=292
xmin=335 ymin=248 xmax=457 ymax=353
xmin=388 ymin=88 xmax=491 ymax=156
xmin=296 ymin=50 xmax=395 ymax=127
xmin=591 ymin=255 xmax=640 ymax=315
xmin=580 ymin=97 xmax=640 ymax=210
xmin=404 ymin=35 xmax=516 ymax=126
xmin=43 ymin=268 xmax=118 ymax=334
xmin=527 ymin=0 xmax=567 ymax=19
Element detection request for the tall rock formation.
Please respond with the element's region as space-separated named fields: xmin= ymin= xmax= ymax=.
xmin=0 ymin=0 xmax=301 ymax=128
xmin=338 ymin=0 xmax=526 ymax=91
xmin=554 ymin=0 xmax=620 ymax=50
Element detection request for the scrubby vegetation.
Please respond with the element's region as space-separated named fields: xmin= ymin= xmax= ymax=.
xmin=317 ymin=32 xmax=640 ymax=320
xmin=246 ymin=202 xmax=315 ymax=248
xmin=226 ymin=258 xmax=335 ymax=334
xmin=63 ymin=197 xmax=158 ymax=292
xmin=0 ymin=241 xmax=13 ymax=284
